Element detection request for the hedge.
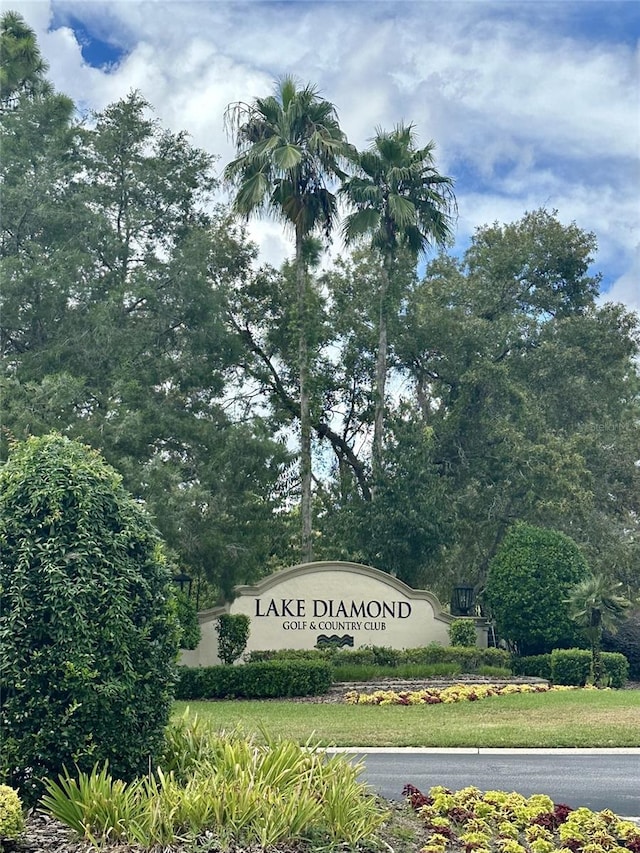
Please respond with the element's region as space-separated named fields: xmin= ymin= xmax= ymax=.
xmin=175 ymin=659 xmax=333 ymax=700
xmin=246 ymin=644 xmax=511 ymax=671
xmin=550 ymin=648 xmax=629 ymax=688
xmin=510 ymin=654 xmax=553 ymax=681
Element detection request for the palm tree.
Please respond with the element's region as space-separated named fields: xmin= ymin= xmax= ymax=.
xmin=565 ymin=573 xmax=630 ymax=686
xmin=341 ymin=124 xmax=455 ymax=464
xmin=224 ymin=77 xmax=351 ymax=562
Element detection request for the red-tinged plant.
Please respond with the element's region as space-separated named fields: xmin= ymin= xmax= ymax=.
xmin=532 ymin=803 xmax=573 ymax=831
xmin=554 ymin=804 xmax=574 ymax=825
xmin=403 ymin=783 xmax=433 ymax=810
xmin=625 ymin=834 xmax=640 ymax=853
xmin=449 ymin=806 xmax=476 ymax=823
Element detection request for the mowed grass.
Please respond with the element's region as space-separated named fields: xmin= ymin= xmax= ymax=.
xmin=174 ymin=689 xmax=640 ymax=748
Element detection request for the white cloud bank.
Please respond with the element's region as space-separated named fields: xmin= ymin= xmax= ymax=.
xmin=8 ymin=0 xmax=640 ymax=314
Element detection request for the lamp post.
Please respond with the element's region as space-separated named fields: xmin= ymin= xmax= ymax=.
xmin=172 ymin=571 xmax=193 ymax=597
xmin=452 ymin=583 xmax=475 ymax=616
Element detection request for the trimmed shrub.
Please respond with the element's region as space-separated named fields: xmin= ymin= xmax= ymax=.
xmin=175 ymin=659 xmax=333 ymax=699
xmin=510 ymin=654 xmax=552 ymax=681
xmin=601 ymin=651 xmax=630 ymax=688
xmin=448 ymin=619 xmax=478 ymax=647
xmin=551 ymin=648 xmax=593 ymax=686
xmin=216 ymin=613 xmax=250 ymax=665
xmin=0 ymin=784 xmax=24 ymax=844
xmin=485 ymin=523 xmax=587 ymax=655
xmin=0 ymin=434 xmax=179 ymax=803
xmin=550 ymin=648 xmax=629 ymax=687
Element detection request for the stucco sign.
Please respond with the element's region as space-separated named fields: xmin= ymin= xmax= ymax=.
xmin=180 ymin=561 xmax=486 ymax=667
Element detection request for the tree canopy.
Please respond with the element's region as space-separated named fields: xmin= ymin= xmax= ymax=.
xmin=2 ymin=12 xmax=639 ymax=606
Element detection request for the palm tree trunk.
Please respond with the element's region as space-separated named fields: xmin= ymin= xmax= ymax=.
xmin=373 ymin=255 xmax=391 ymax=467
xmin=296 ymin=228 xmax=313 ymax=563
xmin=591 ymin=610 xmax=604 ymax=686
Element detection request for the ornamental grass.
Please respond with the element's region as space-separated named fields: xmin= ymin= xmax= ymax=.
xmin=41 ymin=714 xmax=388 ymax=850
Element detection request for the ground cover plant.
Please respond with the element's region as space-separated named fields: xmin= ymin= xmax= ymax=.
xmin=344 ymin=682 xmax=573 ymax=705
xmin=402 ymin=784 xmax=640 ymax=853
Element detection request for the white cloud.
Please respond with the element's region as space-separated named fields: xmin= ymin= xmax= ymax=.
xmin=599 ymin=246 xmax=640 ymax=314
xmin=7 ymin=1 xmax=639 ymax=316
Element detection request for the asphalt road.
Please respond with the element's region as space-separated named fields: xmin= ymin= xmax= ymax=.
xmin=327 ymin=749 xmax=640 ymax=817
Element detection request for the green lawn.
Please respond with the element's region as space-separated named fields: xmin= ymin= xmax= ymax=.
xmin=174 ymin=689 xmax=640 ymax=748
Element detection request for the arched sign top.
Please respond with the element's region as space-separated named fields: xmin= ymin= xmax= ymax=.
xmin=199 ymin=560 xmax=449 ymax=621
xmin=240 ymin=560 xmax=446 ymax=609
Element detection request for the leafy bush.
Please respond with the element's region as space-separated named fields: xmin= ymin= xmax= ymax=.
xmin=551 ymin=648 xmax=629 ymax=687
xmin=175 ymin=659 xmax=333 ymax=699
xmin=448 ymin=618 xmax=478 ymax=647
xmin=0 ymin=784 xmax=24 ymax=845
xmin=601 ymin=652 xmax=630 ymax=688
xmin=0 ymin=434 xmax=179 ymax=803
xmin=174 ymin=591 xmax=201 ymax=650
xmin=216 ymin=613 xmax=250 ymax=665
xmin=551 ymin=649 xmax=594 ymax=686
xmin=485 ymin=523 xmax=587 ymax=655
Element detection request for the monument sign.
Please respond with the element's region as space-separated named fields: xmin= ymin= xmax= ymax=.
xmin=180 ymin=560 xmax=487 ymax=667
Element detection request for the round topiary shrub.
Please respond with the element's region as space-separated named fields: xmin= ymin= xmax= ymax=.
xmin=0 ymin=434 xmax=179 ymax=803
xmin=484 ymin=522 xmax=587 ymax=656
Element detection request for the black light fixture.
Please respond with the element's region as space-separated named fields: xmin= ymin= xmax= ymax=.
xmin=452 ymin=583 xmax=475 ymax=616
xmin=172 ymin=571 xmax=193 ymax=597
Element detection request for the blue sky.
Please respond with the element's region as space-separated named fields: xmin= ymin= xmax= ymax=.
xmin=9 ymin=0 xmax=640 ymax=312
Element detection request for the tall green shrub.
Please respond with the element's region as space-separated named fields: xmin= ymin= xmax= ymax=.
xmin=484 ymin=522 xmax=587 ymax=655
xmin=0 ymin=434 xmax=179 ymax=803
xmin=216 ymin=613 xmax=250 ymax=665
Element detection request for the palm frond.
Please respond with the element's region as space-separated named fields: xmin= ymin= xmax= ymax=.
xmin=342 ymin=208 xmax=381 ymax=244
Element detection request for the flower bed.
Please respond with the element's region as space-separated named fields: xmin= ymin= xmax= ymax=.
xmin=344 ymin=682 xmax=579 ymax=705
xmin=403 ymin=784 xmax=640 ymax=853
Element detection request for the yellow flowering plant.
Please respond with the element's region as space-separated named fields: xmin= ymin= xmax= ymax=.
xmin=345 ymin=683 xmax=576 ymax=705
